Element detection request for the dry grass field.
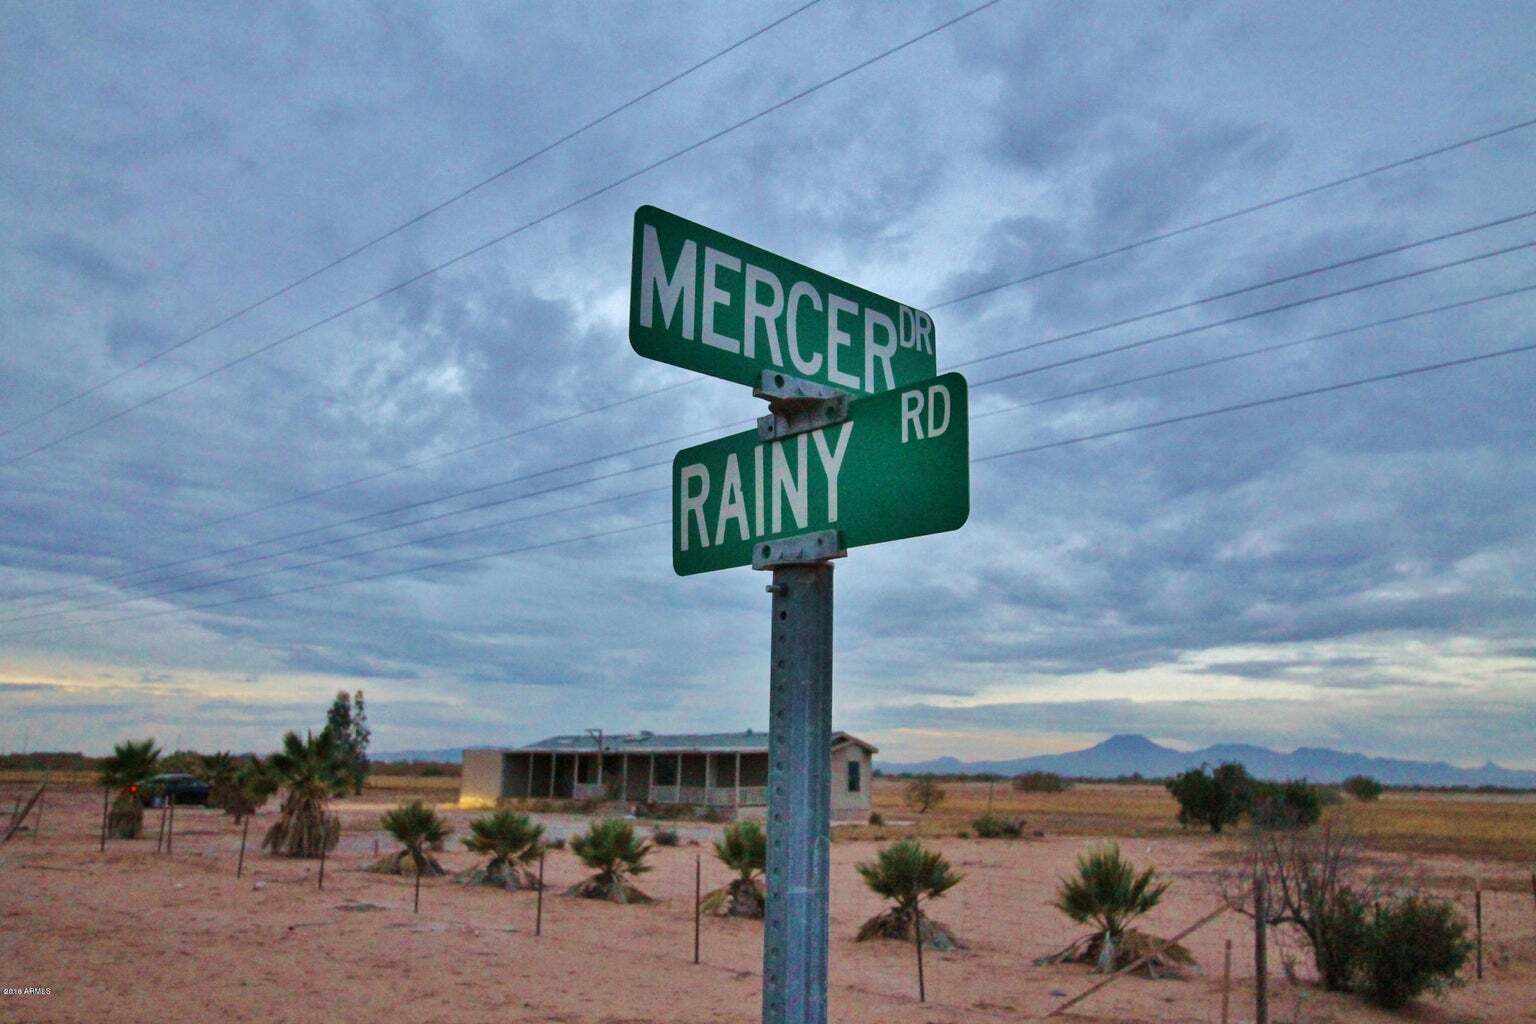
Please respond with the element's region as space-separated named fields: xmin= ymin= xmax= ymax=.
xmin=861 ymin=778 xmax=1536 ymax=862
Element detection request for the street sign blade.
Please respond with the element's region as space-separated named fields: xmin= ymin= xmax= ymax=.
xmin=630 ymin=205 xmax=938 ymax=396
xmin=672 ymin=372 xmax=969 ymax=575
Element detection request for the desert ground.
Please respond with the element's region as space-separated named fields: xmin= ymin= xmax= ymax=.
xmin=1 ymin=778 xmax=1533 ymax=1024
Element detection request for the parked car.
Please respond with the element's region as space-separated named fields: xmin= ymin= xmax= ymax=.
xmin=141 ymin=774 xmax=210 ymax=807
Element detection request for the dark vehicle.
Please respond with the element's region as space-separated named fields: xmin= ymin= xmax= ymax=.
xmin=140 ymin=773 xmax=210 ymax=807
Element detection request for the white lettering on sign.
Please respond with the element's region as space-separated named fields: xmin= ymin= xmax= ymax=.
xmin=825 ymin=294 xmax=860 ymax=390
xmin=744 ymin=264 xmax=784 ymax=364
xmin=640 ymin=225 xmax=696 ymax=340
xmin=900 ymin=384 xmax=951 ymax=443
xmin=678 ymin=422 xmax=856 ymax=553
xmin=701 ymin=247 xmax=742 ymax=354
xmin=786 ymin=281 xmax=823 ymax=377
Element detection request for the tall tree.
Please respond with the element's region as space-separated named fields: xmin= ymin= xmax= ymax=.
xmin=325 ymin=690 xmax=370 ymax=795
xmin=350 ymin=689 xmax=370 ymax=794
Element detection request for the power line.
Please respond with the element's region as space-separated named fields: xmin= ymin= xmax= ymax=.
xmin=964 ymin=238 xmax=1536 ymax=389
xmin=969 ymin=282 xmax=1536 ymax=422
xmin=930 ymin=116 xmax=1536 ymax=311
xmin=29 ymin=280 xmax=1531 ymax=628
xmin=974 ymin=340 xmax=1536 ymax=463
xmin=0 ymin=0 xmax=1006 ymax=470
xmin=10 ymin=337 xmax=1533 ymax=642
xmin=197 ymin=206 xmax=1536 ymax=529
xmin=5 ymin=416 xmax=750 ymax=609
xmin=0 ymin=1 xmax=826 ymax=444
xmin=202 ymin=375 xmax=696 ymax=528
xmin=10 ymin=214 xmax=1532 ymax=609
xmin=949 ymin=210 xmax=1536 ymax=371
xmin=0 ymin=485 xmax=671 ymax=628
xmin=0 ymin=518 xmax=673 ymax=642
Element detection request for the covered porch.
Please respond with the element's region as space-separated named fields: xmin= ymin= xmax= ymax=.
xmin=503 ymin=748 xmax=769 ymax=808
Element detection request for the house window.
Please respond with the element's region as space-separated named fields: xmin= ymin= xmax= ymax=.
xmin=847 ymin=760 xmax=861 ymax=793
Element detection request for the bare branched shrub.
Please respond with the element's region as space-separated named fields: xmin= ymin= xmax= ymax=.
xmin=1220 ymin=818 xmax=1373 ymax=991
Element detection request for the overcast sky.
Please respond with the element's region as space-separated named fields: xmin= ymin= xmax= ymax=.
xmin=2 ymin=1 xmax=1534 ymax=766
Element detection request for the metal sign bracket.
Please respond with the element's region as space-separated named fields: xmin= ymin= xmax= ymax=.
xmin=754 ymin=371 xmax=851 ymax=442
xmin=752 ymin=530 xmax=846 ymax=570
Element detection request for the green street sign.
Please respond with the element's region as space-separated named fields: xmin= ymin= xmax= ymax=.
xmin=671 ymin=373 xmax=969 ymax=575
xmin=630 ymin=205 xmax=938 ymax=396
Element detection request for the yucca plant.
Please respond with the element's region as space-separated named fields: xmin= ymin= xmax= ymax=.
xmin=566 ymin=818 xmax=653 ymax=903
xmin=701 ymin=820 xmax=767 ymax=918
xmin=459 ymin=809 xmax=544 ymax=890
xmin=261 ymin=729 xmax=344 ymax=857
xmin=1042 ymin=842 xmax=1189 ymax=974
xmin=99 ymin=738 xmax=161 ymax=839
xmin=855 ymin=839 xmax=964 ymax=950
xmin=382 ymin=799 xmax=450 ymax=912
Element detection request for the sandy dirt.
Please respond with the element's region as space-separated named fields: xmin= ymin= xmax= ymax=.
xmin=2 ymin=787 xmax=1532 ymax=1023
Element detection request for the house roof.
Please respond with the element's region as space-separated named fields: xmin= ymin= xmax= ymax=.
xmin=496 ymin=729 xmax=877 ymax=756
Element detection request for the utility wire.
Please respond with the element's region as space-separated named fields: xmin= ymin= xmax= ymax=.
xmin=0 ymin=0 xmax=1005 ymax=470
xmin=930 ymin=116 xmax=1536 ymax=311
xmin=0 ymin=519 xmax=673 ymax=641
xmin=9 ymin=213 xmax=1532 ymax=609
xmin=0 ymin=1 xmax=827 ymax=444
xmin=201 ymin=376 xmax=696 ymax=527
xmin=12 ymin=112 xmax=1528 ymax=564
xmin=973 ymin=340 xmax=1536 ymax=462
xmin=30 ymin=280 xmax=1530 ymax=627
xmin=963 ymin=238 xmax=1536 ymax=389
xmin=9 ymin=416 xmax=750 ymax=608
xmin=9 ymin=337 xmax=1533 ymax=641
xmin=0 ymin=485 xmax=671 ymax=627
xmin=191 ymin=205 xmax=1536 ymax=529
xmin=970 ymin=281 xmax=1536 ymax=422
xmin=950 ymin=210 xmax=1536 ymax=371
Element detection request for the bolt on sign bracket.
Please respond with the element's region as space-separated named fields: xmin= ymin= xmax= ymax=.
xmin=755 ymin=371 xmax=851 ymax=441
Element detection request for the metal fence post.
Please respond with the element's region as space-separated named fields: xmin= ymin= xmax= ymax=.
xmin=762 ymin=559 xmax=833 ymax=1024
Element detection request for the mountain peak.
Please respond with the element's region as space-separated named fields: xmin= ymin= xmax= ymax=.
xmin=1097 ymin=733 xmax=1166 ymax=753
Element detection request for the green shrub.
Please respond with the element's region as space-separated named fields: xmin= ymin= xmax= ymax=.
xmin=1358 ymin=895 xmax=1471 ymax=1009
xmin=1167 ymin=763 xmax=1253 ymax=833
xmin=1054 ymin=842 xmax=1168 ymax=945
xmin=1342 ymin=775 xmax=1384 ymax=801
xmin=1251 ymin=779 xmax=1326 ymax=829
xmin=1011 ymin=771 xmax=1070 ymax=793
xmin=867 ymin=811 xmax=884 ymax=826
xmin=652 ymin=827 xmax=680 ymax=846
xmin=972 ymin=814 xmax=1023 ymax=838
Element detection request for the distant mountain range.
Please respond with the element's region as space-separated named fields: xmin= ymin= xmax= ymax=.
xmin=875 ymin=734 xmax=1536 ymax=788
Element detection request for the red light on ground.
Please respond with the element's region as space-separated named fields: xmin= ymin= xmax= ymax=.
xmin=129 ymin=784 xmax=138 ymax=794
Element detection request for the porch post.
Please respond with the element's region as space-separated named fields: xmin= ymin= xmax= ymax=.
xmin=622 ymin=753 xmax=629 ymax=802
xmin=677 ymin=753 xmax=683 ymax=803
xmin=705 ymin=753 xmax=714 ymax=808
xmin=649 ymin=754 xmax=656 ymax=798
xmin=548 ymin=752 xmax=557 ymax=798
xmin=525 ymin=753 xmax=533 ymax=798
xmin=735 ymin=751 xmax=742 ymax=806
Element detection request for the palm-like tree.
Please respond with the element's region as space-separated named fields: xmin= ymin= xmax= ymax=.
xmin=855 ymin=839 xmax=964 ymax=949
xmin=567 ymin=818 xmax=653 ymax=903
xmin=382 ymin=800 xmax=450 ymax=912
xmin=1044 ymin=843 xmax=1185 ymax=973
xmin=261 ymin=729 xmax=345 ymax=857
xmin=460 ymin=809 xmax=544 ymax=889
xmin=199 ymin=751 xmax=239 ymax=810
xmin=225 ymin=757 xmax=278 ymax=823
xmin=702 ymin=820 xmax=767 ymax=917
xmin=99 ymin=738 xmax=161 ymax=838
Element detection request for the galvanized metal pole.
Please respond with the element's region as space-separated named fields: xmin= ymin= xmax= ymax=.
xmin=762 ymin=559 xmax=833 ymax=1024
xmin=237 ymin=816 xmax=250 ymax=879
